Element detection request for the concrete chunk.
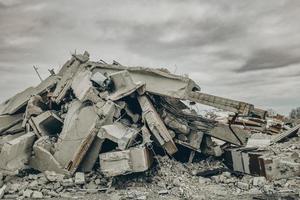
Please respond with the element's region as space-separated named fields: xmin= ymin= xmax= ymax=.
xmin=0 ymin=132 xmax=35 ymax=172
xmin=29 ymin=137 xmax=68 ymax=175
xmin=99 ymin=146 xmax=153 ymax=177
xmin=98 ymin=122 xmax=139 ymax=150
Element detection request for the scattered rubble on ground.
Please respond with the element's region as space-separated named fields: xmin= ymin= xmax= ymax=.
xmin=0 ymin=51 xmax=300 ymax=199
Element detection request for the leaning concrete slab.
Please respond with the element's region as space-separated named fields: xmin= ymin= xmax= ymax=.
xmin=54 ymin=100 xmax=99 ymax=170
xmin=0 ymin=132 xmax=35 ymax=172
xmin=99 ymin=146 xmax=153 ymax=177
xmin=98 ymin=122 xmax=139 ymax=150
xmin=78 ymin=100 xmax=116 ymax=172
xmin=138 ymin=95 xmax=177 ymax=155
xmin=0 ymin=75 xmax=59 ymax=115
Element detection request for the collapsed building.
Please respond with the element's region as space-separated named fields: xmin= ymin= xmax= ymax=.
xmin=0 ymin=51 xmax=299 ymax=198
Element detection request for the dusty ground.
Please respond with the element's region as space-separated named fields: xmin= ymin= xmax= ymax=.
xmin=3 ymin=154 xmax=299 ymax=200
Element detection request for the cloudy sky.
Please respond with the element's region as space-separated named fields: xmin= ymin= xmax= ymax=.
xmin=0 ymin=0 xmax=300 ymax=115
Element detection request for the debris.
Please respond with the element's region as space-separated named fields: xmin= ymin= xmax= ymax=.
xmin=0 ymin=51 xmax=299 ymax=198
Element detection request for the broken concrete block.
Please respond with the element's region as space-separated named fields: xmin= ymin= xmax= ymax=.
xmin=98 ymin=122 xmax=139 ymax=150
xmin=71 ymin=69 xmax=102 ymax=103
xmin=259 ymin=153 xmax=300 ymax=180
xmin=74 ymin=172 xmax=85 ymax=185
xmin=30 ymin=111 xmax=63 ymax=137
xmin=108 ymin=70 xmax=145 ymax=101
xmin=206 ymin=123 xmax=250 ymax=146
xmin=29 ymin=137 xmax=68 ymax=175
xmin=138 ymin=95 xmax=177 ymax=155
xmin=0 ymin=132 xmax=35 ymax=172
xmin=32 ymin=191 xmax=43 ymax=199
xmin=99 ymin=146 xmax=153 ymax=176
xmin=246 ymin=133 xmax=271 ymax=148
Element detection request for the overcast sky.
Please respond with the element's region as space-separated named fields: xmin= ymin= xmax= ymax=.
xmin=0 ymin=0 xmax=300 ymax=115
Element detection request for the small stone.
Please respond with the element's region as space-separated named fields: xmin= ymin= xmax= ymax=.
xmin=94 ymin=179 xmax=101 ymax=185
xmin=222 ymin=171 xmax=231 ymax=178
xmin=198 ymin=177 xmax=210 ymax=184
xmin=32 ymin=191 xmax=43 ymax=199
xmin=0 ymin=185 xmax=7 ymax=199
xmin=61 ymin=178 xmax=74 ymax=187
xmin=23 ymin=189 xmax=33 ymax=198
xmin=28 ymin=180 xmax=39 ymax=189
xmin=44 ymin=171 xmax=64 ymax=182
xmin=158 ymin=190 xmax=168 ymax=195
xmin=173 ymin=178 xmax=182 ymax=187
xmin=252 ymin=177 xmax=266 ymax=187
xmin=137 ymin=195 xmax=147 ymax=200
xmin=237 ymin=182 xmax=249 ymax=190
xmin=75 ymin=172 xmax=85 ymax=185
xmin=86 ymin=182 xmax=97 ymax=190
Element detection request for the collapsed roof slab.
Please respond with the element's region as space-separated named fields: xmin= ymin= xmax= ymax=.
xmin=90 ymin=63 xmax=258 ymax=116
xmin=0 ymin=75 xmax=59 ymax=115
xmin=90 ymin=64 xmax=199 ymax=100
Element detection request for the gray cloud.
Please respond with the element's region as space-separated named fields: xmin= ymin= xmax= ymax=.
xmin=0 ymin=0 xmax=300 ymax=114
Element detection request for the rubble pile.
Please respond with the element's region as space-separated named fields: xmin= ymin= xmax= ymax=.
xmin=0 ymin=51 xmax=300 ymax=199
